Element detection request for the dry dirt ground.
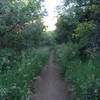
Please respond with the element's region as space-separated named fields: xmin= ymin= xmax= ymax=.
xmin=31 ymin=51 xmax=71 ymax=100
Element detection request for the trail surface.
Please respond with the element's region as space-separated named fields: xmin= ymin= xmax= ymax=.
xmin=31 ymin=51 xmax=71 ymax=100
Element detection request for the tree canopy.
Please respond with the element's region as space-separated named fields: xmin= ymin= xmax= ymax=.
xmin=56 ymin=0 xmax=100 ymax=56
xmin=0 ymin=0 xmax=45 ymax=49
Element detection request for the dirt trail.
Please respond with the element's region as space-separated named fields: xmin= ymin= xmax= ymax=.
xmin=31 ymin=50 xmax=71 ymax=100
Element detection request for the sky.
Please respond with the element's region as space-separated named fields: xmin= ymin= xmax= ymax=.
xmin=43 ymin=0 xmax=61 ymax=31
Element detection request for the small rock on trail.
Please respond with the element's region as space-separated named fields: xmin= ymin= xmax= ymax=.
xmin=31 ymin=50 xmax=71 ymax=100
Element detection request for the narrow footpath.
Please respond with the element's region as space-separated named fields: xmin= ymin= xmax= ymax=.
xmin=31 ymin=51 xmax=71 ymax=100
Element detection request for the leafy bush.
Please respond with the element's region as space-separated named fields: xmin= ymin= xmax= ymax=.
xmin=0 ymin=47 xmax=50 ymax=100
xmin=75 ymin=22 xmax=97 ymax=60
xmin=56 ymin=43 xmax=100 ymax=100
xmin=76 ymin=22 xmax=96 ymax=37
xmin=55 ymin=43 xmax=79 ymax=74
xmin=4 ymin=33 xmax=24 ymax=50
xmin=0 ymin=48 xmax=21 ymax=72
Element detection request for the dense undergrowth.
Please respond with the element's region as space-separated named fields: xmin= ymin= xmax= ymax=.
xmin=56 ymin=43 xmax=100 ymax=100
xmin=0 ymin=0 xmax=51 ymax=99
xmin=55 ymin=0 xmax=100 ymax=99
xmin=0 ymin=47 xmax=50 ymax=100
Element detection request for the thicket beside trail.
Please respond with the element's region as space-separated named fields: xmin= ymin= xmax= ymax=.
xmin=0 ymin=0 xmax=51 ymax=99
xmin=55 ymin=0 xmax=100 ymax=99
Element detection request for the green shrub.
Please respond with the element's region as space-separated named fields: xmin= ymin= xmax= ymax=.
xmin=4 ymin=33 xmax=25 ymax=50
xmin=75 ymin=22 xmax=97 ymax=59
xmin=56 ymin=43 xmax=100 ymax=100
xmin=55 ymin=43 xmax=79 ymax=74
xmin=0 ymin=47 xmax=50 ymax=100
xmin=76 ymin=22 xmax=96 ymax=37
xmin=0 ymin=48 xmax=21 ymax=72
